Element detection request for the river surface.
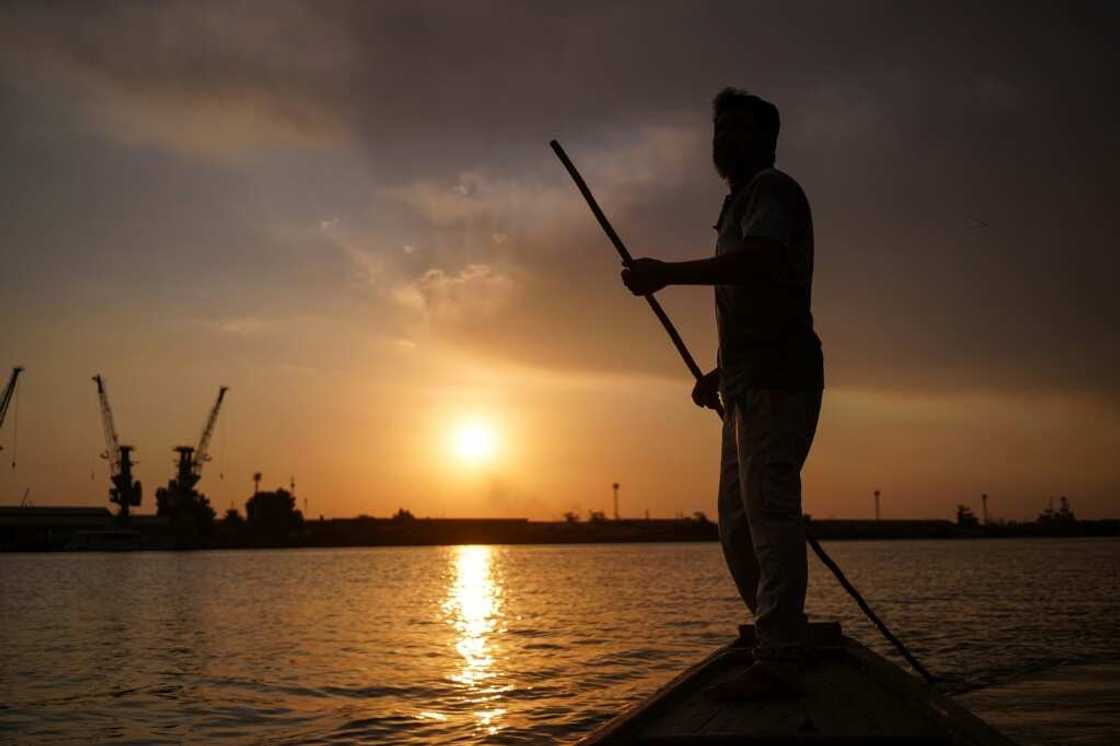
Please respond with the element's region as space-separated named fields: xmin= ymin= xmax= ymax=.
xmin=1 ymin=538 xmax=1118 ymax=744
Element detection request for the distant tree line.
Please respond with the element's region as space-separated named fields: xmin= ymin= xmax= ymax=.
xmin=157 ymin=489 xmax=1095 ymax=550
xmin=219 ymin=487 xmax=304 ymax=546
xmin=149 ymin=479 xmax=306 ymax=548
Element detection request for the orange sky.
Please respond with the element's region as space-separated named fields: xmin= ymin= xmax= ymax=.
xmin=0 ymin=3 xmax=1117 ymax=521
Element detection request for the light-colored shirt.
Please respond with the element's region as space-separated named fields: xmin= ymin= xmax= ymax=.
xmin=714 ymin=167 xmax=823 ymax=397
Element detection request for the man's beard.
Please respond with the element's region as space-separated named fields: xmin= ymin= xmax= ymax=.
xmin=713 ymin=141 xmax=766 ymax=183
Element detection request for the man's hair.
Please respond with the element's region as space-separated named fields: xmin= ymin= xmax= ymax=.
xmin=712 ymin=87 xmax=780 ymax=164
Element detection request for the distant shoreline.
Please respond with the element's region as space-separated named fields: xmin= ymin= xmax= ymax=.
xmin=2 ymin=507 xmax=1117 ymax=552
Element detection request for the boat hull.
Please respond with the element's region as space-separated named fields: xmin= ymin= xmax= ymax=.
xmin=578 ymin=624 xmax=1015 ymax=745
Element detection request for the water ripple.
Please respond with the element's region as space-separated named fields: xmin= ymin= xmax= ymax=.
xmin=1 ymin=539 xmax=1117 ymax=745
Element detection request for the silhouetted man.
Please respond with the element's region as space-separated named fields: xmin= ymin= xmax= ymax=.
xmin=622 ymin=88 xmax=823 ymax=698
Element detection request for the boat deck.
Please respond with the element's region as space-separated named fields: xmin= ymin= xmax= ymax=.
xmin=578 ymin=624 xmax=1015 ymax=745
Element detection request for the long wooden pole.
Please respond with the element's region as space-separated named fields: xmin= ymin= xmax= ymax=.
xmin=551 ymin=139 xmax=937 ymax=685
xmin=806 ymin=533 xmax=938 ymax=684
xmin=549 ymin=140 xmax=723 ymax=419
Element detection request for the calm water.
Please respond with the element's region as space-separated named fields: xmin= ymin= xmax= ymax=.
xmin=1 ymin=539 xmax=1118 ymax=744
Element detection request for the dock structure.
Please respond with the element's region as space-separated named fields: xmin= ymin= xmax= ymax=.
xmin=579 ymin=624 xmax=1015 ymax=745
xmin=0 ymin=506 xmax=112 ymax=550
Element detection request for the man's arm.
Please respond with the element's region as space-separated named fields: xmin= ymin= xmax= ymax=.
xmin=623 ymin=170 xmax=803 ymax=296
xmin=621 ymin=237 xmax=784 ymax=295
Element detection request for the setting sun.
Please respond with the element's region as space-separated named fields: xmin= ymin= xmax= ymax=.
xmin=452 ymin=420 xmax=499 ymax=465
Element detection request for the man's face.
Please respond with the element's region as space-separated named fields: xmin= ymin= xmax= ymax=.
xmin=713 ymin=110 xmax=760 ymax=181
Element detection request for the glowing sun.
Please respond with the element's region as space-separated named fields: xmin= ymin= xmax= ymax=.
xmin=452 ymin=420 xmax=499 ymax=465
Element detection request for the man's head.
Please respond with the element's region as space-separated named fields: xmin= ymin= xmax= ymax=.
xmin=712 ymin=88 xmax=780 ymax=183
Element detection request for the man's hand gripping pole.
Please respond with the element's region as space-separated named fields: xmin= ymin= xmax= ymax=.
xmin=549 ymin=139 xmax=725 ymax=420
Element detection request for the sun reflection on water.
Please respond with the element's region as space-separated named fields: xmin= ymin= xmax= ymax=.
xmin=443 ymin=545 xmax=507 ymax=734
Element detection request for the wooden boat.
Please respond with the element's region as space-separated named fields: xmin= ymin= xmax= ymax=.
xmin=578 ymin=623 xmax=1015 ymax=745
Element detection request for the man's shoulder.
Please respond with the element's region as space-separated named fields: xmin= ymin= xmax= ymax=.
xmin=749 ymin=168 xmax=805 ymax=198
xmin=729 ymin=169 xmax=808 ymax=224
xmin=721 ymin=168 xmax=808 ymax=232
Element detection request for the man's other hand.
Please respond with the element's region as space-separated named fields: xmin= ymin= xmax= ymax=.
xmin=621 ymin=258 xmax=670 ymax=295
xmin=691 ymin=368 xmax=721 ymax=411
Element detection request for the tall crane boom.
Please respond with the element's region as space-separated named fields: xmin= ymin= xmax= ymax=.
xmin=0 ymin=367 xmax=24 ymax=462
xmin=91 ymin=374 xmax=120 ymax=471
xmin=0 ymin=367 xmax=24 ymax=436
xmin=92 ymin=374 xmax=141 ymax=517
xmin=192 ymin=386 xmax=228 ymax=477
xmin=168 ymin=386 xmax=229 ymax=506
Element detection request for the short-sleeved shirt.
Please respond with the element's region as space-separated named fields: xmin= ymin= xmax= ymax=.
xmin=715 ymin=168 xmax=824 ymax=398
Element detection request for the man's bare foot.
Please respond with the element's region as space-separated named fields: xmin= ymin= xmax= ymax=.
xmin=705 ymin=659 xmax=805 ymax=701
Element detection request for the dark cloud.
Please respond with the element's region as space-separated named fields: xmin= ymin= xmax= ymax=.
xmin=1 ymin=0 xmax=1117 ymax=403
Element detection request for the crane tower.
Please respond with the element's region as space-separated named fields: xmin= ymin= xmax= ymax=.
xmin=92 ymin=375 xmax=142 ymax=519
xmin=165 ymin=386 xmax=228 ymax=509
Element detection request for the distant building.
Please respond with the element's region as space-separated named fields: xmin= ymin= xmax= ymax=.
xmin=0 ymin=506 xmax=112 ymax=551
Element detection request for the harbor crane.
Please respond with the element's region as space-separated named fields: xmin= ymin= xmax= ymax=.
xmin=92 ymin=374 xmax=142 ymax=518
xmin=0 ymin=367 xmax=24 ymax=463
xmin=169 ymin=386 xmax=229 ymax=505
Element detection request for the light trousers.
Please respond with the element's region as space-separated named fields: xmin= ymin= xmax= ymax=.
xmin=717 ymin=388 xmax=822 ymax=658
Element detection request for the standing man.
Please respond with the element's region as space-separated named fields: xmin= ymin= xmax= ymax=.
xmin=622 ymin=88 xmax=823 ymax=698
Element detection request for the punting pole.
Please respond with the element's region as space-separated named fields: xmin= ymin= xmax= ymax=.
xmin=551 ymin=139 xmax=937 ymax=685
xmin=549 ymin=140 xmax=723 ymax=419
xmin=805 ymin=533 xmax=938 ymax=684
